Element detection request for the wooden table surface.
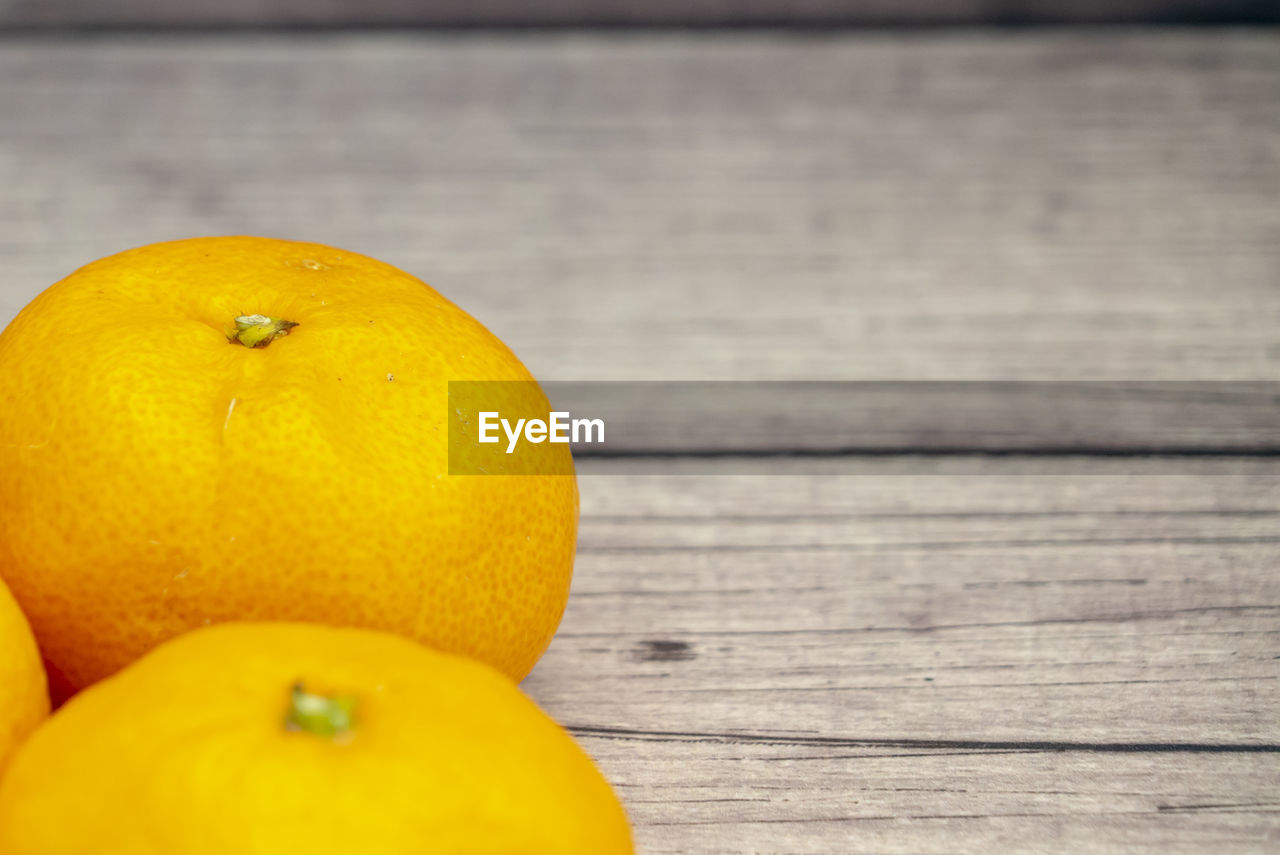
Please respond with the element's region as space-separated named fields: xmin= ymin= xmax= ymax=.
xmin=1 ymin=29 xmax=1277 ymax=853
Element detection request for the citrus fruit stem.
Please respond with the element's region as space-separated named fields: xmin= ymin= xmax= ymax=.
xmin=227 ymin=314 xmax=298 ymax=349
xmin=285 ymin=683 xmax=357 ymax=738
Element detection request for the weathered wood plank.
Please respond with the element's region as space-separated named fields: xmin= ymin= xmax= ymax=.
xmin=580 ymin=744 xmax=1280 ymax=854
xmin=0 ymin=33 xmax=1277 ymax=383
xmin=585 ymin=743 xmax=1280 ymax=854
xmin=5 ymin=30 xmax=1274 ymax=844
xmin=2 ymin=0 xmax=1277 ymax=29
xmin=520 ymin=463 xmax=1280 ymax=851
xmin=1 ymin=32 xmax=1276 ymax=850
xmin=547 ymin=381 xmax=1280 ymax=454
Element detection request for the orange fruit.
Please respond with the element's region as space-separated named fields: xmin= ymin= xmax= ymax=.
xmin=0 ymin=237 xmax=577 ymax=698
xmin=0 ymin=621 xmax=633 ymax=853
xmin=0 ymin=576 xmax=48 ymax=771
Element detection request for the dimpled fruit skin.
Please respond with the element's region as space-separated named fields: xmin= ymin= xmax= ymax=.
xmin=0 ymin=577 xmax=48 ymax=771
xmin=0 ymin=237 xmax=577 ymax=697
xmin=0 ymin=622 xmax=634 ymax=854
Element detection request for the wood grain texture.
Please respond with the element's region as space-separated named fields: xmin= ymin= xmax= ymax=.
xmin=1 ymin=32 xmax=1278 ymax=382
xmin=550 ymin=381 xmax=1280 ymax=454
xmin=1 ymin=30 xmax=1277 ymax=852
xmin=522 ymin=462 xmax=1280 ymax=852
xmin=2 ymin=0 xmax=1279 ymax=28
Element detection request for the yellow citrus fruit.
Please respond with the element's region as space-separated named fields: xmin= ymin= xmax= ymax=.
xmin=0 ymin=621 xmax=633 ymax=854
xmin=0 ymin=577 xmax=48 ymax=771
xmin=0 ymin=237 xmax=576 ymax=699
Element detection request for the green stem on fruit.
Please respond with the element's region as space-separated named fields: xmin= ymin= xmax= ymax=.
xmin=227 ymin=314 xmax=298 ymax=349
xmin=285 ymin=683 xmax=357 ymax=739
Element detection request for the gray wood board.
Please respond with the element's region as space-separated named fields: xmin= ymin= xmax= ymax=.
xmin=2 ymin=1 xmax=1278 ymax=28
xmin=522 ymin=461 xmax=1280 ymax=852
xmin=0 ymin=32 xmax=1277 ymax=385
xmin=545 ymin=381 xmax=1280 ymax=454
xmin=2 ymin=31 xmax=1277 ymax=853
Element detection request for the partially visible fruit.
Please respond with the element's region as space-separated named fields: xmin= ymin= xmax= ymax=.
xmin=0 ymin=621 xmax=633 ymax=854
xmin=0 ymin=577 xmax=47 ymax=772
